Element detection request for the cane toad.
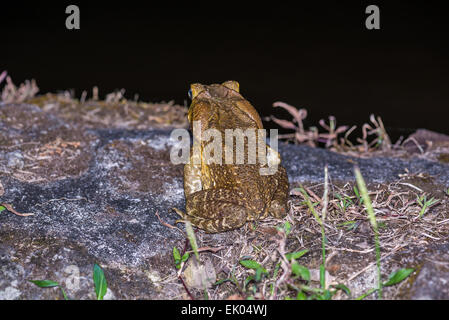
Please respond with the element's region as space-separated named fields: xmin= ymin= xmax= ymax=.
xmin=175 ymin=81 xmax=289 ymax=233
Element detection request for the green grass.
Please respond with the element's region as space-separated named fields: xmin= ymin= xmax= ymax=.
xmin=93 ymin=263 xmax=107 ymax=300
xmin=416 ymin=194 xmax=439 ymax=218
xmin=335 ymin=193 xmax=354 ymax=213
xmin=354 ymin=167 xmax=383 ymax=299
xmin=354 ymin=167 xmax=415 ymax=299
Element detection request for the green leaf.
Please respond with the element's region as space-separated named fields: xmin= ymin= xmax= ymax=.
xmin=356 ymin=288 xmax=377 ymax=300
xmin=214 ymin=278 xmax=232 ymax=286
xmin=285 ymin=249 xmax=308 ymax=261
xmin=240 ymin=260 xmax=263 ymax=271
xmin=60 ymin=287 xmax=69 ymax=300
xmin=331 ymin=284 xmax=352 ymax=298
xmin=320 ymin=264 xmax=326 ymax=289
xmin=353 ymin=185 xmax=360 ymax=199
xmin=284 ymin=221 xmax=291 ymax=236
xmin=296 ymin=291 xmax=307 ymax=300
xmin=173 ymin=247 xmax=181 ymax=261
xmin=272 ymin=262 xmax=281 ymax=279
xmin=383 ymin=268 xmax=414 ymax=287
xmin=255 ymin=268 xmax=263 ymax=282
xmin=316 ymin=289 xmax=332 ymax=300
xmin=244 ymin=275 xmax=255 ymax=289
xmin=93 ymin=264 xmax=107 ymax=300
xmin=291 ymin=262 xmax=310 ymax=281
xmin=29 ymin=280 xmax=69 ymax=300
xmin=0 ymin=206 xmax=5 ymax=213
xmin=29 ymin=280 xmax=60 ymax=288
xmin=181 ymin=252 xmax=189 ymax=262
xmin=337 ymin=221 xmax=357 ymax=230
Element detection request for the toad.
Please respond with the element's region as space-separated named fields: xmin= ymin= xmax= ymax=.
xmin=175 ymin=81 xmax=289 ymax=233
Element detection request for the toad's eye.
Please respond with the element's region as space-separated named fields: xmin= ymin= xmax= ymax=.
xmin=188 ymin=89 xmax=193 ymax=100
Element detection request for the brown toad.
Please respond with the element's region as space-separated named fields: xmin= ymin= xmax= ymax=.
xmin=175 ymin=81 xmax=289 ymax=233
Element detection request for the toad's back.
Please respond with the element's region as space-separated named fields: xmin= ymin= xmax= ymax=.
xmin=176 ymin=81 xmax=289 ymax=233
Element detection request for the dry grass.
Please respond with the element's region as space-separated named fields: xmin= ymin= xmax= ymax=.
xmin=266 ymin=101 xmax=405 ymax=157
xmin=0 ymin=71 xmax=39 ymax=103
xmin=0 ymin=71 xmax=188 ymax=129
xmin=171 ymin=171 xmax=449 ymax=300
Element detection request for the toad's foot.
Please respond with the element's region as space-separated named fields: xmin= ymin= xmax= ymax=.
xmin=172 ymin=207 xmax=187 ymax=225
xmin=184 ymin=189 xmax=258 ymax=233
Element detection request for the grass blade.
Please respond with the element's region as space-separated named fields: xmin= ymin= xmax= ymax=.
xmin=29 ymin=280 xmax=60 ymax=288
xmin=354 ymin=166 xmax=382 ymax=299
xmin=93 ymin=263 xmax=107 ymax=300
xmin=185 ymin=221 xmax=200 ymax=260
xmin=383 ymin=268 xmax=414 ymax=287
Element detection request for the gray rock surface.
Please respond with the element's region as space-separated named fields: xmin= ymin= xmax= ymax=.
xmin=282 ymin=144 xmax=449 ymax=185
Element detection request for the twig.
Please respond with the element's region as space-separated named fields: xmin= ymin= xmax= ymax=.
xmin=0 ymin=203 xmax=34 ymax=217
xmin=178 ymin=276 xmax=195 ymax=300
xmin=154 ymin=210 xmax=185 ymax=236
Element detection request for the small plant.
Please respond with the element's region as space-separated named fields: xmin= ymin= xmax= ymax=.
xmin=0 ymin=205 xmax=5 ymax=213
xmin=276 ymin=221 xmax=292 ymax=236
xmin=214 ymin=265 xmax=244 ymax=297
xmin=173 ymin=247 xmax=189 ymax=270
xmin=416 ymin=194 xmax=440 ymax=218
xmin=0 ymin=71 xmax=39 ymax=103
xmin=335 ymin=193 xmax=353 ymax=213
xmin=29 ymin=264 xmax=108 ymax=300
xmin=355 ymin=167 xmax=414 ymax=299
xmin=353 ymin=185 xmax=362 ymax=205
xmin=358 ymin=115 xmax=392 ymax=152
xmin=300 ymin=187 xmax=327 ymax=289
xmin=0 ymin=70 xmax=7 ymax=85
xmin=239 ymin=259 xmax=269 ymax=288
xmin=267 ymin=102 xmax=393 ymax=152
xmin=355 ymin=167 xmax=382 ymax=298
xmin=93 ymin=263 xmax=108 ymax=300
xmin=286 ymin=250 xmax=310 ymax=283
xmin=337 ymin=220 xmax=358 ymax=231
xmin=299 ymin=165 xmax=329 ymax=290
xmin=28 ymin=280 xmax=68 ymax=300
xmin=356 ymin=268 xmax=414 ymax=300
xmin=268 ymin=102 xmax=348 ymax=148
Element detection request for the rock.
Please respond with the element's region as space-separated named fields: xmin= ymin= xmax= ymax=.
xmin=281 ymin=143 xmax=449 ymax=185
xmin=1 ymin=102 xmax=449 ymax=299
xmin=5 ymin=152 xmax=24 ymax=169
xmin=182 ymin=258 xmax=217 ymax=290
xmin=403 ymin=129 xmax=449 ymax=154
xmin=399 ymin=242 xmax=449 ymax=300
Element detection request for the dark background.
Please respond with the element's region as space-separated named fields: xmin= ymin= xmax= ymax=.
xmin=1 ymin=1 xmax=448 ymax=140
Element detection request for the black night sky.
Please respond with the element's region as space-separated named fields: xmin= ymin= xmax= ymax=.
xmin=1 ymin=1 xmax=448 ymax=140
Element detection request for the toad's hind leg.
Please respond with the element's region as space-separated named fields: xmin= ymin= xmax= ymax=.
xmin=184 ymin=189 xmax=252 ymax=233
xmin=268 ymin=166 xmax=289 ymax=218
